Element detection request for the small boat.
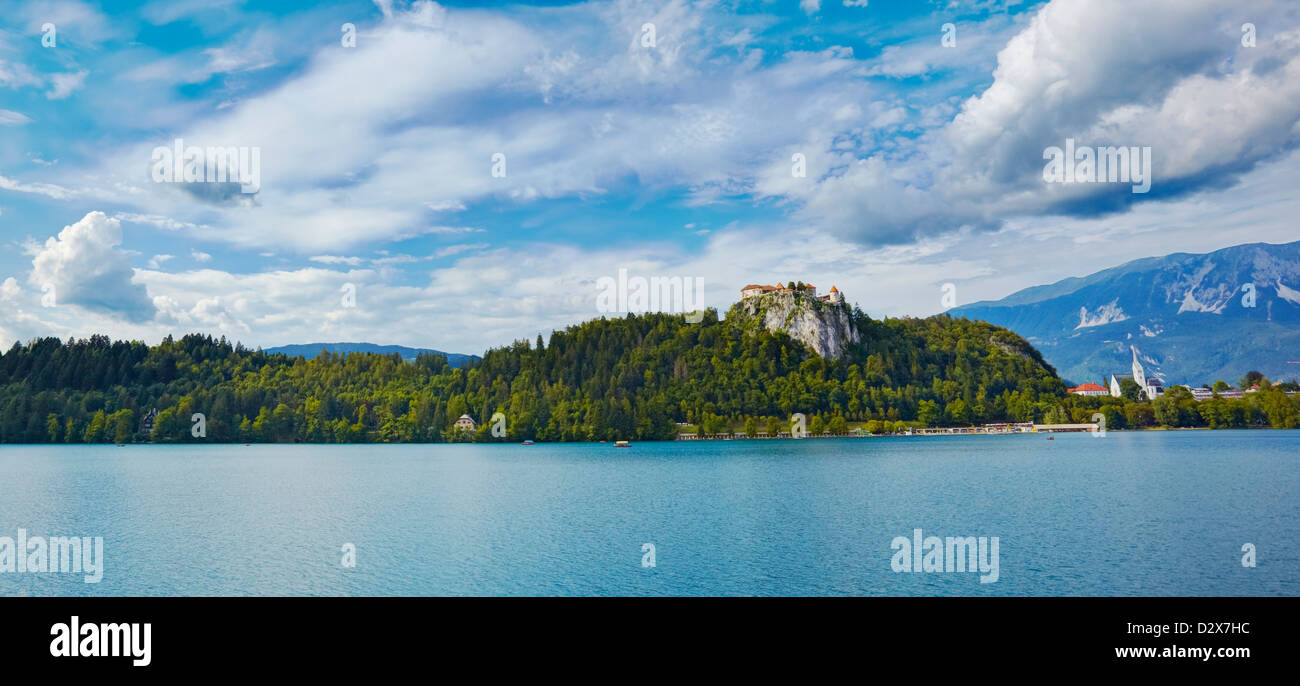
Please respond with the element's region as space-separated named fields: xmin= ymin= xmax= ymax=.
xmin=614 ymin=440 xmax=630 ymax=448
xmin=1046 ymin=436 xmax=1054 ymax=440
xmin=521 ymin=440 xmax=534 ymax=445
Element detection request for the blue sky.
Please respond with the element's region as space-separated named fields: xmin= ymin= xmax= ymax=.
xmin=1 ymin=0 xmax=1299 ymax=354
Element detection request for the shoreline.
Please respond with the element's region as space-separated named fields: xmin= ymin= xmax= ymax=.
xmin=3 ymin=425 xmax=1295 ymax=448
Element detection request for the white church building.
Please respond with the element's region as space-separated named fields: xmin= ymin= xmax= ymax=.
xmin=1110 ymin=345 xmax=1164 ymax=400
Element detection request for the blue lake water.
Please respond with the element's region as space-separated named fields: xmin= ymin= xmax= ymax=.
xmin=0 ymin=431 xmax=1296 ymax=596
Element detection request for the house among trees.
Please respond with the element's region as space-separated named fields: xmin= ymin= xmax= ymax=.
xmin=1067 ymin=382 xmax=1109 ymax=396
xmin=139 ymin=408 xmax=159 ymax=435
xmin=453 ymin=414 xmax=477 ymax=431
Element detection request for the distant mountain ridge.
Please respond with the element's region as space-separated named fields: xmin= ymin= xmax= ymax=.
xmin=263 ymin=342 xmax=478 ymax=368
xmin=949 ymin=241 xmax=1300 ymax=386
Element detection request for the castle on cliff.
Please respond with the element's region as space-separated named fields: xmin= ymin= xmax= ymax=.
xmin=741 ymin=281 xmax=844 ymax=305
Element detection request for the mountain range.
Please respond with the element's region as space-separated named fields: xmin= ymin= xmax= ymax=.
xmin=949 ymin=241 xmax=1300 ymax=386
xmin=263 ymin=342 xmax=478 ymax=368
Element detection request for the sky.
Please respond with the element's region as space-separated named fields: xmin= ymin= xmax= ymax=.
xmin=1 ymin=0 xmax=1298 ymax=355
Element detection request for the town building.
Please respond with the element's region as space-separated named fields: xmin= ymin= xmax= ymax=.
xmin=453 ymin=414 xmax=477 ymax=431
xmin=1068 ymin=382 xmax=1109 ymax=396
xmin=740 ymin=284 xmax=778 ymax=298
xmin=1182 ymin=386 xmax=1246 ymax=401
xmin=1188 ymin=387 xmax=1215 ymax=401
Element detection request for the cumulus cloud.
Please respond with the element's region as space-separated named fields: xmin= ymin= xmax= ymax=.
xmin=62 ymin=0 xmax=1286 ymax=255
xmin=28 ymin=211 xmax=155 ymax=322
xmin=40 ymin=0 xmax=875 ymax=252
xmin=4 ymin=0 xmax=1300 ymax=353
xmin=7 ymin=147 xmax=1300 ymax=353
xmin=787 ymin=0 xmax=1300 ymax=245
xmin=0 ymin=277 xmax=20 ymax=300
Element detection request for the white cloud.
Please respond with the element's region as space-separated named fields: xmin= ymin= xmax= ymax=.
xmin=28 ymin=211 xmax=155 ymax=322
xmin=147 ymin=254 xmax=173 ymax=269
xmin=0 ymin=277 xmax=20 ymax=301
xmin=309 ymin=255 xmax=365 ymax=266
xmin=865 ymin=17 xmax=1018 ymax=78
xmin=190 ymin=250 xmax=212 ymax=263
xmin=4 ymin=0 xmax=1300 ymax=354
xmin=0 ymin=175 xmax=78 ymax=200
xmin=114 ymin=213 xmax=206 ymax=231
xmin=787 ymin=0 xmax=1300 ymax=246
xmin=0 ymin=109 xmax=31 ymax=125
xmin=17 ymin=1 xmax=117 ymax=43
xmin=54 ymin=0 xmax=875 ymax=252
xmin=0 ymin=59 xmax=42 ymax=89
xmin=6 ymin=145 xmax=1300 ymax=354
xmin=46 ymin=70 xmax=89 ymax=100
xmin=434 ymin=243 xmax=489 ymax=258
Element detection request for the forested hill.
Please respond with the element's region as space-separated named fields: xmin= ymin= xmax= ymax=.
xmin=0 ymin=308 xmax=1066 ymax=443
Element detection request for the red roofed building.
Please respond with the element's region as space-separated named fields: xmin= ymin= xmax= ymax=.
xmin=741 ymin=281 xmax=828 ymax=300
xmin=1068 ymin=382 xmax=1109 ymax=396
xmin=741 ymin=284 xmax=778 ymax=298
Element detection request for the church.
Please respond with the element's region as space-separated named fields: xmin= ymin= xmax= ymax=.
xmin=1110 ymin=345 xmax=1164 ymax=400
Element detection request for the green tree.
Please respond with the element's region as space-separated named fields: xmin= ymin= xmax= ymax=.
xmin=46 ymin=413 xmax=60 ymax=443
xmin=112 ymin=409 xmax=135 ymax=444
xmin=917 ymin=400 xmax=941 ymax=427
xmin=1118 ymin=378 xmax=1142 ymax=401
xmin=1240 ymin=371 xmax=1267 ymax=391
xmin=1261 ymin=389 xmax=1299 ymax=429
xmin=83 ymin=410 xmax=106 ymax=443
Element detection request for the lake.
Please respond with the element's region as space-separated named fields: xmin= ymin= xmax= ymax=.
xmin=1 ymin=431 xmax=1296 ymax=596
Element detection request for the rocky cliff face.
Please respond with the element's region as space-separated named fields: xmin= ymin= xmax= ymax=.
xmin=732 ymin=292 xmax=860 ymax=359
